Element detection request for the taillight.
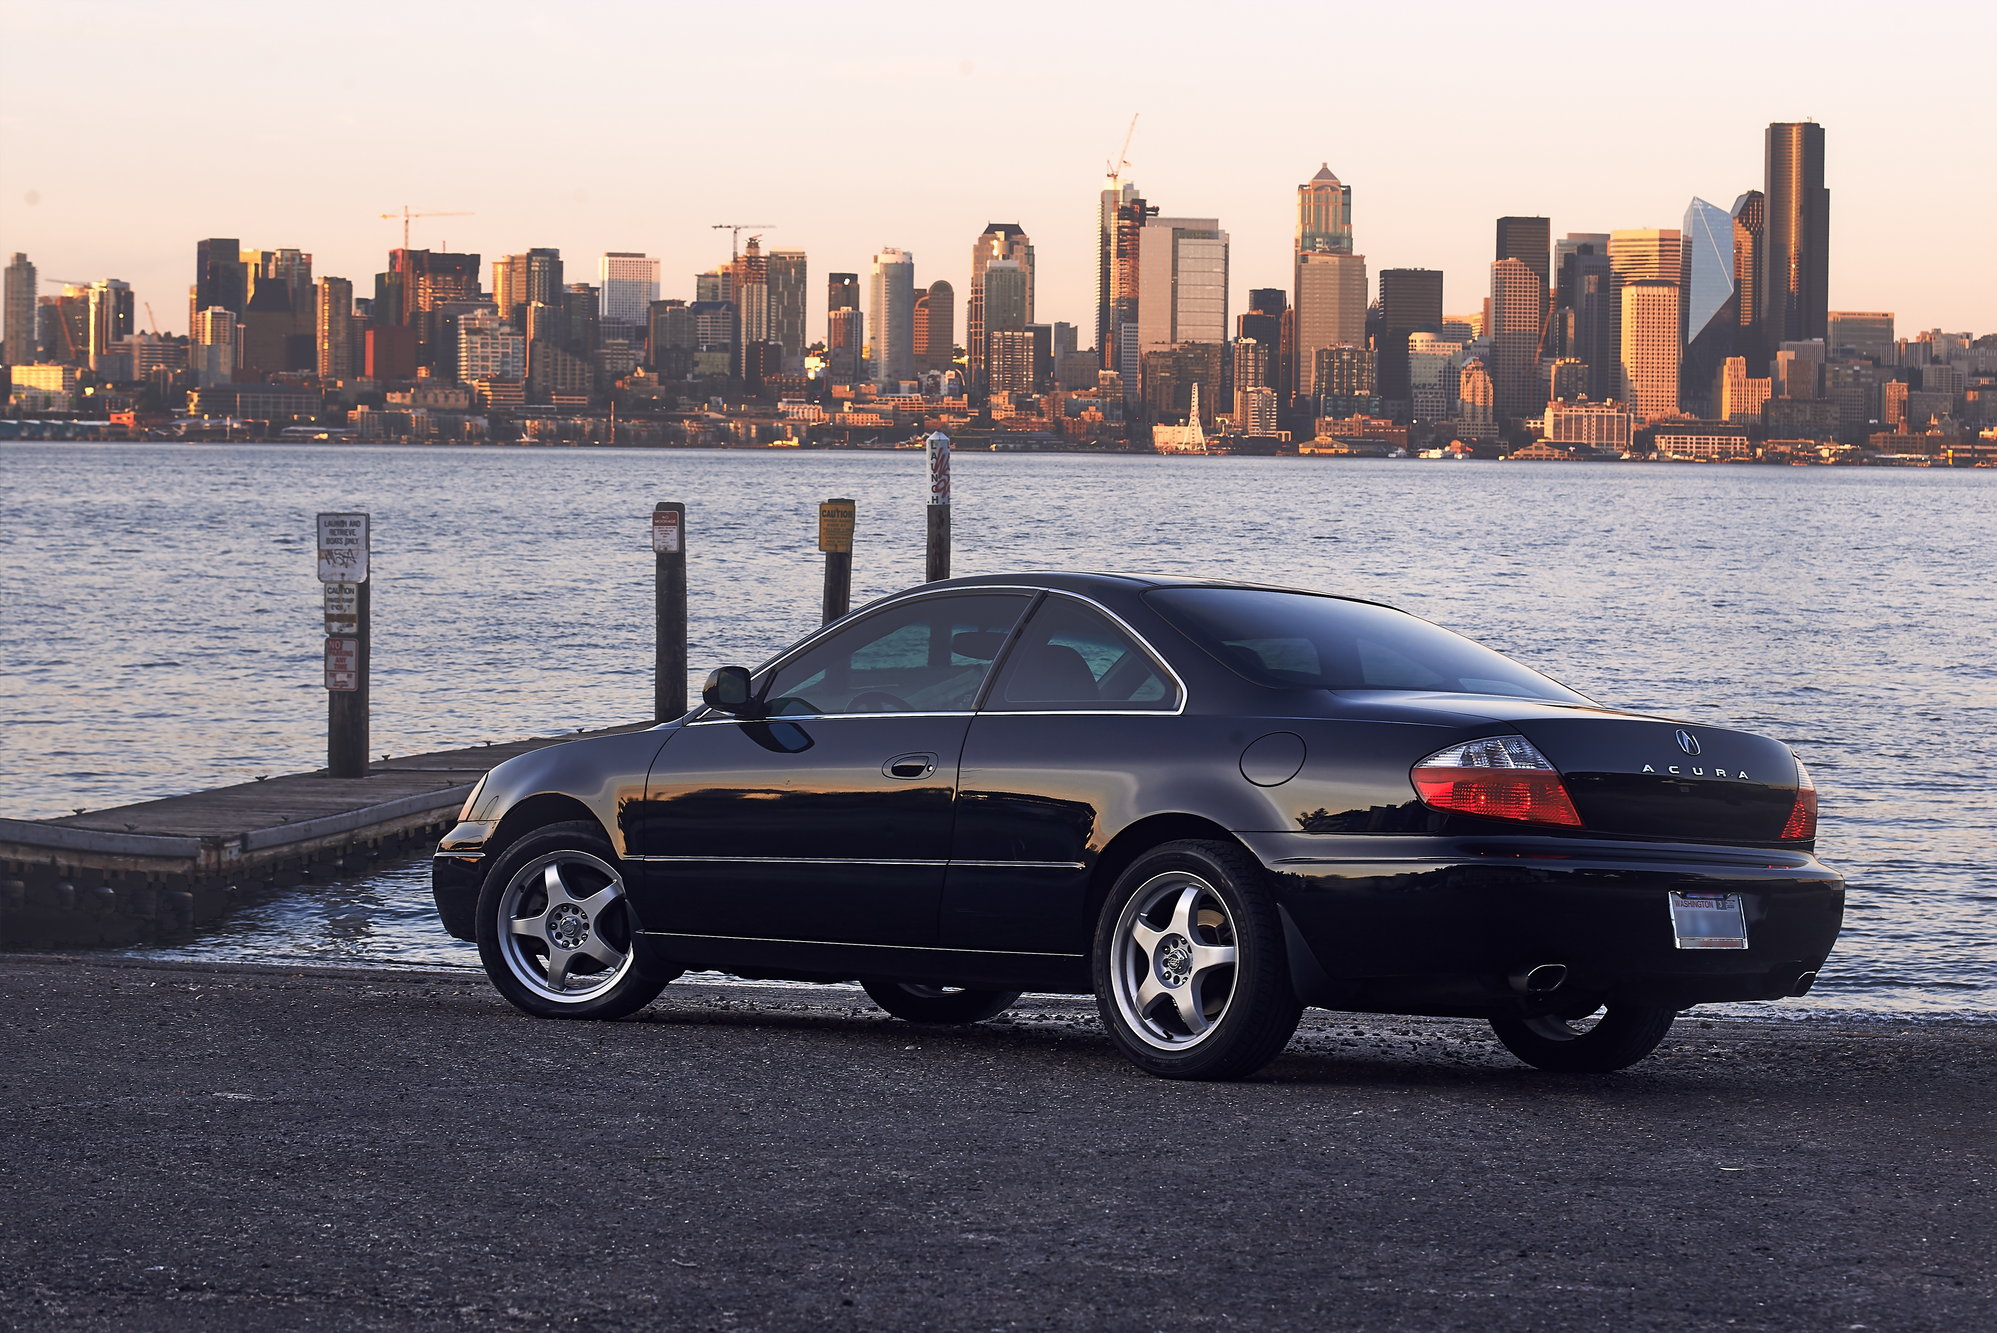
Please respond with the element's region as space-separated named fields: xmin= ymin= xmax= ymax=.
xmin=1779 ymin=759 xmax=1818 ymax=840
xmin=1411 ymin=735 xmax=1583 ymax=827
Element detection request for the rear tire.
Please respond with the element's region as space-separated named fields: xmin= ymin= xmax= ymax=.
xmin=1092 ymin=839 xmax=1302 ymax=1080
xmin=476 ymin=821 xmax=670 ymax=1020
xmin=1489 ymin=1003 xmax=1677 ymax=1072
xmin=860 ymin=979 xmax=1021 ymax=1024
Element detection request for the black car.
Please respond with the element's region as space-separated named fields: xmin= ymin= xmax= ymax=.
xmin=432 ymin=573 xmax=1842 ymax=1080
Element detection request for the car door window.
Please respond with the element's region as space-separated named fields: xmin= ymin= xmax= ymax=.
xmin=760 ymin=593 xmax=1031 ymax=716
xmin=985 ymin=596 xmax=1179 ymax=712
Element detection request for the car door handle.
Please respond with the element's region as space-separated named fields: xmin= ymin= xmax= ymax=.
xmin=883 ymin=752 xmax=938 ymax=780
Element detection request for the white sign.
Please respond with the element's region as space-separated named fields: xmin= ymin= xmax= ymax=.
xmin=651 ymin=508 xmax=683 ymax=554
xmin=317 ymin=513 xmax=370 ymax=583
xmin=324 ymin=636 xmax=361 ymax=691
xmin=926 ymin=432 xmax=951 ymax=505
xmin=324 ymin=582 xmax=360 ymax=635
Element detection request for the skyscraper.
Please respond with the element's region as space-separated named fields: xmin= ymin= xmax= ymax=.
xmin=1292 ymin=165 xmax=1364 ymax=402
xmin=1376 ymin=269 xmax=1444 ymax=410
xmin=727 ymin=239 xmax=770 ymax=346
xmin=494 ymin=249 xmax=563 ymax=329
xmin=1609 ymin=229 xmax=1683 ymax=402
xmin=968 ymin=223 xmax=1034 ymax=386
xmin=5 ymin=253 xmax=37 ymax=366
xmin=1296 ymin=165 xmax=1353 ymax=256
xmin=1488 ymin=258 xmax=1544 ymax=418
xmin=191 ymin=306 xmax=239 ymax=385
xmin=1681 ymin=197 xmax=1738 ymax=412
xmin=766 ymin=249 xmax=807 ymax=370
xmin=827 ymin=273 xmax=858 ymax=315
xmin=192 ymin=238 xmax=247 ymax=327
xmin=1761 ymin=121 xmax=1830 ymax=351
xmin=1495 ymin=217 xmax=1551 ymax=290
xmin=1136 ymin=218 xmax=1228 ymax=352
xmin=1555 ymin=237 xmax=1615 ymax=399
xmin=914 ymin=279 xmax=955 ymax=375
xmin=1098 ymin=181 xmax=1155 ymax=383
xmin=317 ymin=276 xmax=355 ymax=382
xmin=981 ymin=261 xmax=1029 ymax=366
xmin=1620 ymin=280 xmax=1682 ymax=423
xmin=599 ymin=253 xmax=660 ymax=330
xmin=86 ymin=279 xmax=133 ymax=371
xmin=1730 ymin=192 xmax=1765 ymax=362
xmin=868 ymin=248 xmax=916 ymax=384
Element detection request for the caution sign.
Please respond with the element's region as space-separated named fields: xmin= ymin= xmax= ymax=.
xmin=325 ymin=636 xmax=361 ymax=692
xmin=818 ymin=499 xmax=856 ymax=553
xmin=324 ymin=582 xmax=360 ymax=635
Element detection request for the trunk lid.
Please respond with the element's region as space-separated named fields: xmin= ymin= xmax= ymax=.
xmin=1510 ymin=717 xmax=1803 ymax=844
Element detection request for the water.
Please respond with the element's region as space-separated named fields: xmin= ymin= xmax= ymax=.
xmin=4 ymin=442 xmax=1993 ymax=1017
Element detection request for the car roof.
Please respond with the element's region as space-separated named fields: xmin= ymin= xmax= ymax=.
xmin=921 ymin=570 xmax=1392 ymax=608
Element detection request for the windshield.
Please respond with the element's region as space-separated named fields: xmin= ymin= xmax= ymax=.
xmin=1144 ymin=587 xmax=1591 ymax=704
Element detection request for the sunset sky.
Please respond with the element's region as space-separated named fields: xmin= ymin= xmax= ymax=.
xmin=5 ymin=0 xmax=1991 ymax=340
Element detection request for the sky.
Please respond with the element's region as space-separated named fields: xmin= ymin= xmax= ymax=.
xmin=3 ymin=0 xmax=1992 ymax=343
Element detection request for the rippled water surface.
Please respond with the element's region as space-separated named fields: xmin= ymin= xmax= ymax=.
xmin=5 ymin=443 xmax=1993 ymax=1015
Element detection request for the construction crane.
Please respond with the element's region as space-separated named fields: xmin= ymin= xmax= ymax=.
xmin=379 ymin=206 xmax=474 ymax=251
xmin=1105 ymin=113 xmax=1139 ymax=185
xmin=711 ymin=223 xmax=775 ymax=261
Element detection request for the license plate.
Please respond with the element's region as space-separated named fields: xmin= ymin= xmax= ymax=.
xmin=1669 ymin=891 xmax=1748 ymax=950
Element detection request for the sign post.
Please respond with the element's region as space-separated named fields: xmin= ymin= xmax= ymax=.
xmin=818 ymin=498 xmax=855 ymax=624
xmin=653 ymin=502 xmax=688 ymax=721
xmin=316 ymin=512 xmax=370 ymax=778
xmin=924 ymin=431 xmax=951 ymax=583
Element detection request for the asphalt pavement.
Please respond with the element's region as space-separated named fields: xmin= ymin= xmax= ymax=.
xmin=1 ymin=956 xmax=1991 ymax=1332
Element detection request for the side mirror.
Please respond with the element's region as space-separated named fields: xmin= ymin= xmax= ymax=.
xmin=701 ymin=666 xmax=762 ymax=717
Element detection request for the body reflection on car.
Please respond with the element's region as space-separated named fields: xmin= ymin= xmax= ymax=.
xmin=433 ymin=573 xmax=1843 ymax=1080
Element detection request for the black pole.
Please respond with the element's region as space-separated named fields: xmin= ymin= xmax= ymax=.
xmin=328 ymin=581 xmax=370 ymax=777
xmin=653 ymin=502 xmax=688 ymax=721
xmin=819 ymin=498 xmax=854 ymax=624
xmin=924 ymin=431 xmax=951 ymax=582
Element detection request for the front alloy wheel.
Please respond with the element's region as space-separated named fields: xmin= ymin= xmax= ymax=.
xmin=475 ymin=821 xmax=670 ymax=1020
xmin=1093 ymin=840 xmax=1302 ymax=1080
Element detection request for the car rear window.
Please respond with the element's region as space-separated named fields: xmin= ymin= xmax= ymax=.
xmin=1143 ymin=587 xmax=1590 ymax=703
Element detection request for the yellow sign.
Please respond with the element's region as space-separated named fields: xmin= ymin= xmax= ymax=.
xmin=818 ymin=499 xmax=856 ymax=553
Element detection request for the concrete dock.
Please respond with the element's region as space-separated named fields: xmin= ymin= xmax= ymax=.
xmin=0 ymin=724 xmax=653 ymax=947
xmin=0 ymin=956 xmax=1991 ymax=1331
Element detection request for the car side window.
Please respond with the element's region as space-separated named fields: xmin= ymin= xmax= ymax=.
xmin=985 ymin=596 xmax=1179 ymax=712
xmin=759 ymin=593 xmax=1032 ymax=716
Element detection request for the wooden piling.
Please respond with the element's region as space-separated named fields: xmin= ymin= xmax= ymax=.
xmin=653 ymin=502 xmax=688 ymax=721
xmin=925 ymin=432 xmax=951 ymax=582
xmin=819 ymin=498 xmax=855 ymax=624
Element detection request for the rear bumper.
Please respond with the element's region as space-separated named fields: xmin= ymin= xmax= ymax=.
xmin=1239 ymin=831 xmax=1845 ymax=1016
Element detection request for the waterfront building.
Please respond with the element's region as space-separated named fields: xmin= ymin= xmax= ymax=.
xmin=1098 ymin=180 xmax=1155 ymax=383
xmin=1231 ymin=336 xmax=1269 ymax=395
xmin=1141 ymin=343 xmax=1224 ymax=428
xmin=1314 ymin=344 xmax=1377 ymax=417
xmin=1619 ymin=279 xmax=1682 ymax=423
xmin=1408 ymin=332 xmax=1465 ymax=421
xmin=968 ymin=223 xmax=1034 ymax=386
xmin=913 ymin=279 xmax=956 ymax=375
xmin=191 ymin=306 xmax=240 ymax=385
xmin=1762 ymin=121 xmax=1830 ymax=349
xmin=766 ymin=249 xmax=807 ymax=369
xmin=317 ymin=276 xmax=355 ymax=382
xmin=1829 ymin=312 xmax=1895 ymax=363
xmin=1376 ymin=268 xmax=1443 ymax=413
xmin=494 ymin=249 xmax=563 ymax=329
xmin=599 ymin=253 xmax=660 ymax=330
xmin=1234 ymin=385 xmax=1279 ymax=434
xmin=1651 ymin=421 xmax=1753 ymax=460
xmin=1296 ymin=164 xmax=1353 ymax=256
xmin=1137 ymin=218 xmax=1228 ymax=352
xmin=868 ymin=248 xmax=916 ymax=384
xmin=2 ymin=253 xmax=33 ymax=366
xmin=1488 ymin=258 xmax=1544 ymax=419
xmin=1543 ymin=398 xmax=1632 ymax=449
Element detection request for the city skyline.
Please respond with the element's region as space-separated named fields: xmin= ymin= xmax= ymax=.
xmin=3 ymin=2 xmax=1992 ymax=337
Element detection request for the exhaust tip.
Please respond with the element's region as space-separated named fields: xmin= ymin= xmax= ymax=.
xmin=1510 ymin=963 xmax=1569 ymax=995
xmin=1789 ymin=970 xmax=1818 ymax=997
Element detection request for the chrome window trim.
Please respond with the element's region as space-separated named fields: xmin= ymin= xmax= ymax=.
xmin=626 ymin=855 xmax=1086 ymax=870
xmin=687 ymin=583 xmax=1188 ymax=724
xmin=638 ymin=930 xmax=1084 ymax=960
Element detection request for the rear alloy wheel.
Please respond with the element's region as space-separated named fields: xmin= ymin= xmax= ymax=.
xmin=1489 ymin=1003 xmax=1678 ymax=1072
xmin=860 ymin=979 xmax=1021 ymax=1024
xmin=476 ymin=821 xmax=670 ymax=1020
xmin=1093 ymin=840 xmax=1302 ymax=1080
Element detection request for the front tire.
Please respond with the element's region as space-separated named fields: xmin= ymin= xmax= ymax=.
xmin=860 ymin=979 xmax=1021 ymax=1024
xmin=475 ymin=821 xmax=670 ymax=1020
xmin=1092 ymin=840 xmax=1302 ymax=1080
xmin=1489 ymin=1003 xmax=1677 ymax=1072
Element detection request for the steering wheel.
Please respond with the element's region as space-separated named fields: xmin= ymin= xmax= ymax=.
xmin=847 ymin=690 xmax=910 ymax=713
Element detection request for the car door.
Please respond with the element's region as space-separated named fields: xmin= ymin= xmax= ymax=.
xmin=632 ymin=590 xmax=1033 ymax=948
xmin=946 ymin=594 xmax=1184 ymax=954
